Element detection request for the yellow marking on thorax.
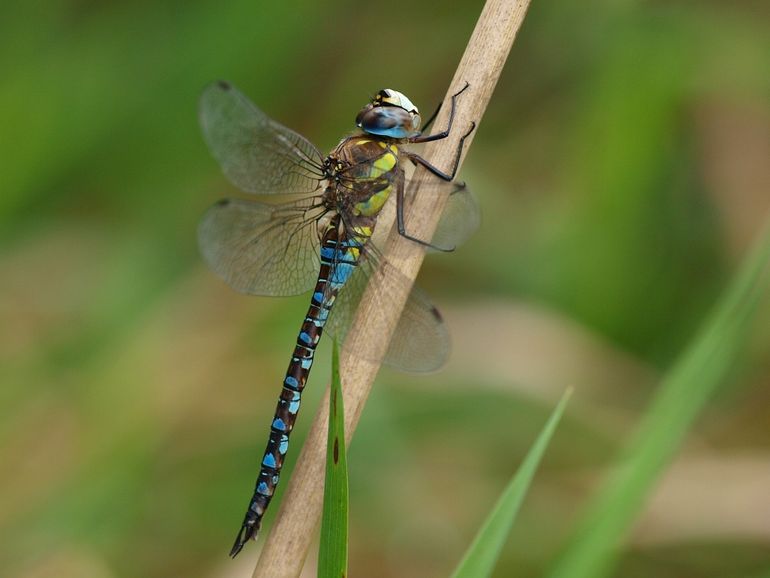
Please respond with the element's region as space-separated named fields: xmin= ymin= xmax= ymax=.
xmin=371 ymin=146 xmax=397 ymax=177
xmin=355 ymin=185 xmax=392 ymax=217
xmin=351 ymin=225 xmax=373 ymax=244
xmin=353 ymin=142 xmax=398 ymax=218
xmin=346 ymin=245 xmax=361 ymax=260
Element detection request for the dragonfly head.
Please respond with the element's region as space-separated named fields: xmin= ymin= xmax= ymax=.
xmin=356 ymin=89 xmax=421 ymax=139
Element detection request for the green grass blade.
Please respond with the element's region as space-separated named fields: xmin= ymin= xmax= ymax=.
xmin=548 ymin=226 xmax=770 ymax=578
xmin=451 ymin=388 xmax=573 ymax=578
xmin=318 ymin=339 xmax=349 ymax=578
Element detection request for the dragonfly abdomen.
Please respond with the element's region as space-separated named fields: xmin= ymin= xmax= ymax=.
xmin=229 ymin=214 xmax=361 ymax=557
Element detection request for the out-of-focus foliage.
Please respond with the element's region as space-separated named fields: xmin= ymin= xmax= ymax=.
xmin=550 ymin=230 xmax=770 ymax=578
xmin=1 ymin=0 xmax=768 ymax=577
xmin=452 ymin=390 xmax=571 ymax=578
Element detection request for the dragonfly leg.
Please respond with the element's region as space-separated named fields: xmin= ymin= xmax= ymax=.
xmin=397 ymin=112 xmax=475 ymax=251
xmin=418 ymin=93 xmax=445 ymax=134
xmin=411 ymin=81 xmax=471 ymax=142
xmin=405 ymin=120 xmax=476 ymax=182
xmin=395 ymin=178 xmax=473 ymax=253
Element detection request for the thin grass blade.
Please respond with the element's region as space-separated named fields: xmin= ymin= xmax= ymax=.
xmin=318 ymin=339 xmax=349 ymax=578
xmin=548 ymin=226 xmax=770 ymax=578
xmin=451 ymin=388 xmax=573 ymax=578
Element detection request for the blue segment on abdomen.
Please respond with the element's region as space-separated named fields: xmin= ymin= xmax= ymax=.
xmin=316 ymin=307 xmax=330 ymax=322
xmin=262 ymin=453 xmax=276 ymax=468
xmin=321 ymin=246 xmax=358 ymax=265
xmin=331 ymin=262 xmax=355 ymax=285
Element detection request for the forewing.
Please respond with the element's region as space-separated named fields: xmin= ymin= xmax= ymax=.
xmin=198 ymin=197 xmax=325 ymax=296
xmin=200 ymin=81 xmax=326 ymax=194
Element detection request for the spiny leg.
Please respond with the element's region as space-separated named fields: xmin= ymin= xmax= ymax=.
xmin=396 ymin=121 xmax=476 ymax=251
xmin=411 ymin=81 xmax=471 ymax=143
xmin=419 ymin=90 xmax=449 ymax=134
xmin=406 ymin=120 xmax=475 ymax=182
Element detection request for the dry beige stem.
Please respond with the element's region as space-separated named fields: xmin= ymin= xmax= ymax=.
xmin=253 ymin=0 xmax=532 ymax=575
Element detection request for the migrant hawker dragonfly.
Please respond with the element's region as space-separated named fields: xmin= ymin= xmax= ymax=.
xmin=198 ymin=81 xmax=478 ymax=556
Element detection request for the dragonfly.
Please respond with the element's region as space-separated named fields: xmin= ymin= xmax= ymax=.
xmin=198 ymin=80 xmax=478 ymax=557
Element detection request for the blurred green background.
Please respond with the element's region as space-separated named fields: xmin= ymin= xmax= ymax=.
xmin=2 ymin=0 xmax=769 ymax=577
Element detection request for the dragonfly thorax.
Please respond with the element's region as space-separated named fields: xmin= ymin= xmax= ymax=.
xmin=356 ymin=89 xmax=421 ymax=140
xmin=319 ymin=139 xmax=398 ymax=243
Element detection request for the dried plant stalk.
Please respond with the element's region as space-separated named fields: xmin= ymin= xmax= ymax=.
xmin=253 ymin=0 xmax=532 ymax=575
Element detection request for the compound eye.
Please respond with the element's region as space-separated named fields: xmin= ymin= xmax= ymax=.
xmin=356 ymin=106 xmax=416 ymax=138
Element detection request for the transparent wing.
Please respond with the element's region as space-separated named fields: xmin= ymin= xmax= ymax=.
xmin=200 ymin=81 xmax=326 ymax=195
xmin=198 ymin=197 xmax=326 ymax=296
xmin=386 ymin=284 xmax=450 ymax=372
xmin=429 ymin=180 xmax=480 ymax=251
xmin=327 ymin=257 xmax=450 ymax=373
xmin=368 ymin=165 xmax=481 ymax=253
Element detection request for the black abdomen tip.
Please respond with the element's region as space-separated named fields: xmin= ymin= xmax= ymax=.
xmin=229 ymin=518 xmax=260 ymax=558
